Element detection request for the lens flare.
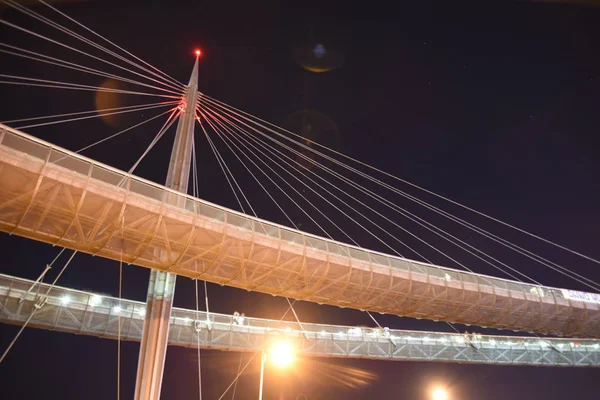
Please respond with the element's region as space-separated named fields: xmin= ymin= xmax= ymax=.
xmin=307 ymin=359 xmax=377 ymax=389
xmin=95 ymin=79 xmax=124 ymax=127
xmin=432 ymin=387 xmax=448 ymax=400
xmin=268 ymin=340 xmax=296 ymax=368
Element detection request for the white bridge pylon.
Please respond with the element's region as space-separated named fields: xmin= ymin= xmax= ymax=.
xmin=0 ymin=123 xmax=599 ymax=338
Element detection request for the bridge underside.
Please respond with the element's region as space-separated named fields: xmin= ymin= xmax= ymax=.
xmin=1 ymin=273 xmax=599 ymax=367
xmin=1 ymin=124 xmax=599 ymax=338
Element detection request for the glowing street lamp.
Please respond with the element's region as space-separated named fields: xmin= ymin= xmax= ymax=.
xmin=268 ymin=340 xmax=296 ymax=368
xmin=259 ymin=339 xmax=296 ymax=400
xmin=432 ymin=387 xmax=449 ymax=400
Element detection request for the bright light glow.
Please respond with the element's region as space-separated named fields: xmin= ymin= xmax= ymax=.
xmin=268 ymin=340 xmax=296 ymax=368
xmin=183 ymin=317 xmax=191 ymax=323
xmin=593 ymin=343 xmax=599 ymax=349
xmin=195 ymin=49 xmax=201 ymax=57
xmin=137 ymin=307 xmax=146 ymax=317
xmin=89 ymin=295 xmax=102 ymax=307
xmin=60 ymin=295 xmax=71 ymax=305
xmin=113 ymin=305 xmax=122 ymax=313
xmin=432 ymin=387 xmax=448 ymax=400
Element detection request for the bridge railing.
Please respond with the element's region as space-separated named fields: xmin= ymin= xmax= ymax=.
xmin=3 ymin=124 xmax=600 ymax=337
xmin=1 ymin=273 xmax=599 ymax=363
xmin=0 ymin=124 xmax=578 ymax=302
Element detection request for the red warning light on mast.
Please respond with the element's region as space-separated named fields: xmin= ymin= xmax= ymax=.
xmin=194 ymin=49 xmax=201 ymax=57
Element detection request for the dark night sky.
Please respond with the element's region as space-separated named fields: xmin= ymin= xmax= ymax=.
xmin=1 ymin=0 xmax=600 ymax=399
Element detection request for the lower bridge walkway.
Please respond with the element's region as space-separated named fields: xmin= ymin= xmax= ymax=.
xmin=0 ymin=273 xmax=598 ymax=367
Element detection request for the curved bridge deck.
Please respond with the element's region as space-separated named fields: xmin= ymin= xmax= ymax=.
xmin=1 ymin=124 xmax=599 ymax=337
xmin=1 ymin=274 xmax=599 ymax=367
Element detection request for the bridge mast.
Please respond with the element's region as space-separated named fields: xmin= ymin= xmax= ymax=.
xmin=134 ymin=55 xmax=199 ymax=400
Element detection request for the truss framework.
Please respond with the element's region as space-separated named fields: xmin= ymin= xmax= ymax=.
xmin=1 ymin=124 xmax=599 ymax=337
xmin=1 ymin=273 xmax=599 ymax=367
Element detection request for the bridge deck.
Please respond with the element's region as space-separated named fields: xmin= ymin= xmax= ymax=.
xmin=1 ymin=124 xmax=599 ymax=337
xmin=1 ymin=274 xmax=599 ymax=367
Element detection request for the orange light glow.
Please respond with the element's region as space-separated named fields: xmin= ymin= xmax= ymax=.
xmin=432 ymin=387 xmax=448 ymax=400
xmin=268 ymin=340 xmax=296 ymax=368
xmin=194 ymin=49 xmax=201 ymax=57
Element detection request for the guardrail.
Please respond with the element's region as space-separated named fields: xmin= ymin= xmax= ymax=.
xmin=1 ymin=123 xmax=599 ymax=337
xmin=1 ymin=273 xmax=599 ymax=367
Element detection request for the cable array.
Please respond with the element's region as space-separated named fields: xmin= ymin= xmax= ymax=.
xmin=195 ymin=94 xmax=600 ymax=293
xmin=0 ymin=0 xmax=187 ymax=379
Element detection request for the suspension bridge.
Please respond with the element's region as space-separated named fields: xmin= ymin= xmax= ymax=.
xmin=1 ymin=1 xmax=600 ymax=399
